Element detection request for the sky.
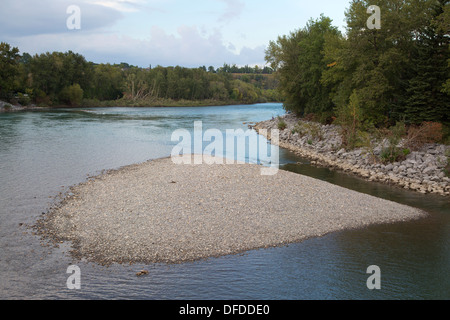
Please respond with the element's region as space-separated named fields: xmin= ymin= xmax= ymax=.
xmin=0 ymin=0 xmax=352 ymax=68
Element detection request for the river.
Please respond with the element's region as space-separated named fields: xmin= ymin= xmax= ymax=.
xmin=0 ymin=103 xmax=448 ymax=300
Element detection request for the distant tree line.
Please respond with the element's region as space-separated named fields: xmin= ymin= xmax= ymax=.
xmin=214 ymin=63 xmax=274 ymax=74
xmin=0 ymin=45 xmax=281 ymax=107
xmin=265 ymin=0 xmax=449 ymax=127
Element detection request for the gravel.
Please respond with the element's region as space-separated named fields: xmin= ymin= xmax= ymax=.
xmin=36 ymin=156 xmax=427 ymax=266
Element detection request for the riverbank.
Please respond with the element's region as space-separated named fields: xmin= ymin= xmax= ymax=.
xmin=80 ymin=97 xmax=273 ymax=108
xmin=35 ymin=156 xmax=426 ymax=266
xmin=253 ymin=114 xmax=450 ymax=196
xmin=1 ymin=98 xmax=279 ymax=112
xmin=0 ymin=100 xmax=47 ymax=113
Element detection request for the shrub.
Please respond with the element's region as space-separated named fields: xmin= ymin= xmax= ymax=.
xmin=359 ymin=130 xmax=378 ymax=164
xmin=443 ymin=125 xmax=450 ymax=145
xmin=379 ymin=121 xmax=408 ymax=164
xmin=294 ymin=121 xmax=323 ymax=141
xmin=306 ymin=123 xmax=323 ymax=141
xmin=302 ymin=113 xmax=318 ymax=122
xmin=277 ymin=117 xmax=287 ymax=130
xmin=380 ymin=147 xmax=411 ymax=164
xmin=34 ymin=89 xmax=51 ymax=106
xmin=318 ymin=112 xmax=336 ymax=125
xmin=17 ymin=93 xmax=31 ymax=106
xmin=405 ymin=122 xmax=444 ymax=151
xmin=59 ymin=84 xmax=84 ymax=106
xmin=293 ymin=122 xmax=304 ymax=135
xmin=389 ymin=121 xmax=407 ymax=145
xmin=335 ymin=91 xmax=364 ymax=150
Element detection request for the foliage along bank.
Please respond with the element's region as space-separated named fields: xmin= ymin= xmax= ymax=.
xmin=0 ymin=43 xmax=282 ymax=108
xmin=265 ymin=0 xmax=449 ymax=146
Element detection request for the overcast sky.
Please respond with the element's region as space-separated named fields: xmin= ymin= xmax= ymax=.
xmin=0 ymin=0 xmax=351 ymax=68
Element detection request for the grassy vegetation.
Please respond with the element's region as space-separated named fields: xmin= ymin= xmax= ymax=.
xmin=277 ymin=116 xmax=287 ymax=130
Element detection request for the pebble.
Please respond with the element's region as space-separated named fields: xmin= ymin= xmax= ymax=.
xmin=34 ymin=157 xmax=427 ymax=266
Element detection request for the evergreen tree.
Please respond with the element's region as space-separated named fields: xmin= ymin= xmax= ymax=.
xmin=406 ymin=0 xmax=449 ymax=124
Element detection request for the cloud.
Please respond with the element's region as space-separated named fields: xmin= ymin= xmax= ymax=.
xmin=11 ymin=25 xmax=267 ymax=68
xmin=88 ymin=25 xmax=265 ymax=67
xmin=1 ymin=0 xmax=267 ymax=67
xmin=0 ymin=0 xmax=123 ymax=37
xmin=86 ymin=0 xmax=147 ymax=13
xmin=217 ymin=0 xmax=245 ymax=23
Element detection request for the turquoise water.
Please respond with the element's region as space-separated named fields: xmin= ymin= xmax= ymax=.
xmin=0 ymin=103 xmax=448 ymax=300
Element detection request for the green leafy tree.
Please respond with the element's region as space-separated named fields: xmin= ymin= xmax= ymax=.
xmin=2 ymin=43 xmax=273 ymax=106
xmin=334 ymin=0 xmax=442 ymax=124
xmin=321 ymin=31 xmax=354 ymax=111
xmin=29 ymin=51 xmax=92 ymax=100
xmin=59 ymin=83 xmax=84 ymax=106
xmin=0 ymin=42 xmax=20 ymax=99
xmin=265 ymin=29 xmax=307 ymax=111
xmin=87 ymin=64 xmax=124 ymax=101
xmin=231 ymin=80 xmax=260 ymax=103
xmin=265 ymin=15 xmax=340 ymax=115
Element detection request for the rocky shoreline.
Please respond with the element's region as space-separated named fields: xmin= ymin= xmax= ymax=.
xmin=253 ymin=114 xmax=450 ymax=196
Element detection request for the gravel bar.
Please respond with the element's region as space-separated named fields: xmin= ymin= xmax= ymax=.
xmin=36 ymin=156 xmax=427 ymax=266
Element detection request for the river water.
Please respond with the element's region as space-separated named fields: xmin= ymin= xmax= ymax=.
xmin=0 ymin=103 xmax=448 ymax=300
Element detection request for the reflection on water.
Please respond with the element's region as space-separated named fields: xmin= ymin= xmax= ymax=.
xmin=0 ymin=104 xmax=448 ymax=300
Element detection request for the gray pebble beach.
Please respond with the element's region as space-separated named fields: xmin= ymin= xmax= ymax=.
xmin=37 ymin=156 xmax=427 ymax=266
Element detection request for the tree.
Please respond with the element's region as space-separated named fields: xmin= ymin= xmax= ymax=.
xmin=435 ymin=1 xmax=450 ymax=96
xmin=320 ymin=0 xmax=447 ymax=125
xmin=265 ymin=29 xmax=306 ymax=111
xmin=87 ymin=64 xmax=124 ymax=100
xmin=208 ymin=66 xmax=216 ymax=73
xmin=405 ymin=0 xmax=449 ymax=124
xmin=59 ymin=83 xmax=83 ymax=106
xmin=321 ymin=31 xmax=354 ymax=111
xmin=28 ymin=51 xmax=93 ymax=100
xmin=265 ymin=15 xmax=340 ymax=116
xmin=209 ymin=81 xmax=229 ymax=100
xmin=1 ymin=42 xmax=276 ymax=106
xmin=0 ymin=42 xmax=20 ymax=99
xmin=335 ymin=91 xmax=365 ymax=149
xmin=231 ymin=80 xmax=260 ymax=103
